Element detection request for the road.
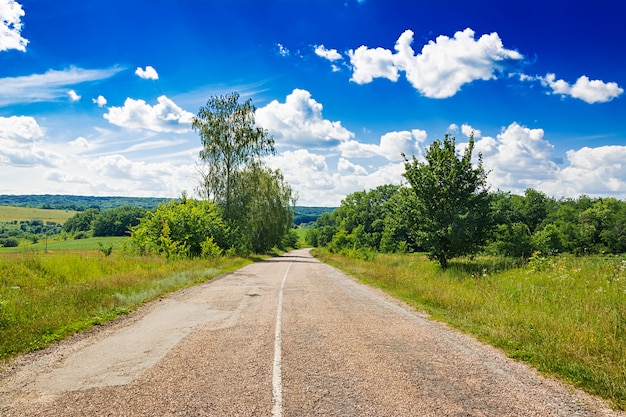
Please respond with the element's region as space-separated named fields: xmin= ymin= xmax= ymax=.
xmin=0 ymin=248 xmax=622 ymax=416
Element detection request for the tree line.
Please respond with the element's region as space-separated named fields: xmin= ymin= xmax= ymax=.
xmin=307 ymin=134 xmax=626 ymax=268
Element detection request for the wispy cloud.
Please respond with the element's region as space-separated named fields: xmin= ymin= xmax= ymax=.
xmin=0 ymin=66 xmax=124 ymax=106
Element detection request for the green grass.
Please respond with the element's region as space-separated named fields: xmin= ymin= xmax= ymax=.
xmin=0 ymin=205 xmax=76 ymax=223
xmin=0 ymin=236 xmax=128 ymax=253
xmin=0 ymin=251 xmax=253 ymax=361
xmin=314 ymin=249 xmax=626 ymax=410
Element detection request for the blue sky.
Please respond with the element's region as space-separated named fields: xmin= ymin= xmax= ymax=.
xmin=1 ymin=0 xmax=625 ymax=206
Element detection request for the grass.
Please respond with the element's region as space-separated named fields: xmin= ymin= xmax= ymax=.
xmin=314 ymin=249 xmax=626 ymax=410
xmin=0 ymin=205 xmax=76 ymax=223
xmin=0 ymin=236 xmax=128 ymax=253
xmin=0 ymin=251 xmax=253 ymax=362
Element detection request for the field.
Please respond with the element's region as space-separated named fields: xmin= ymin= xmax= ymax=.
xmin=0 ymin=205 xmax=76 ymax=223
xmin=0 ymin=236 xmax=128 ymax=253
xmin=314 ymin=249 xmax=626 ymax=410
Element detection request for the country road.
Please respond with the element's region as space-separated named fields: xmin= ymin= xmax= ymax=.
xmin=0 ymin=248 xmax=622 ymax=416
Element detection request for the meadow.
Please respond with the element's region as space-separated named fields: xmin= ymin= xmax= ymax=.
xmin=0 ymin=248 xmax=253 ymax=361
xmin=314 ymin=249 xmax=626 ymax=410
xmin=0 ymin=205 xmax=76 ymax=223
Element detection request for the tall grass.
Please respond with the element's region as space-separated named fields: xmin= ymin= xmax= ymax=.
xmin=315 ymin=249 xmax=626 ymax=410
xmin=0 ymin=251 xmax=252 ymax=361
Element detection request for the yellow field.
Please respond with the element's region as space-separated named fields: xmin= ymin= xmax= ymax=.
xmin=0 ymin=205 xmax=77 ymax=224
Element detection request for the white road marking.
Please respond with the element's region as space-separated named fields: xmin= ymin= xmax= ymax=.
xmin=272 ymin=262 xmax=291 ymax=417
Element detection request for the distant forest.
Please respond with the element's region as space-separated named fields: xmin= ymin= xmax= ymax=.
xmin=0 ymin=195 xmax=335 ymax=225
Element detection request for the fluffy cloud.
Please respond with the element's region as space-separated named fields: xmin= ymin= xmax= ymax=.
xmin=555 ymin=146 xmax=626 ymax=196
xmin=314 ymin=45 xmax=342 ymax=61
xmin=339 ymin=129 xmax=426 ymax=161
xmin=348 ymin=28 xmax=523 ymax=98
xmin=0 ymin=0 xmax=27 ymax=52
xmin=256 ymin=89 xmax=354 ymax=147
xmin=104 ymin=95 xmax=194 ymax=133
xmin=0 ymin=67 xmax=123 ymax=106
xmin=135 ymin=66 xmax=159 ymax=80
xmin=540 ymin=73 xmax=623 ymax=103
xmin=92 ymin=95 xmax=107 ymax=107
xmin=470 ymin=122 xmax=558 ymax=193
xmin=0 ymin=115 xmax=61 ymax=167
xmin=67 ymin=90 xmax=81 ymax=102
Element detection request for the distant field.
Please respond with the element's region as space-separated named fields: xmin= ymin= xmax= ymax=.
xmin=0 ymin=236 xmax=128 ymax=254
xmin=0 ymin=205 xmax=76 ymax=224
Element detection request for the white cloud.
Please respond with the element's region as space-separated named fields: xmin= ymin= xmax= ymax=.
xmin=256 ymin=88 xmax=354 ymax=147
xmin=92 ymin=95 xmax=107 ymax=107
xmin=0 ymin=66 xmax=123 ymax=106
xmin=554 ymin=146 xmax=626 ymax=196
xmin=0 ymin=0 xmax=27 ymax=52
xmin=470 ymin=122 xmax=559 ymax=193
xmin=67 ymin=90 xmax=81 ymax=102
xmin=540 ymin=73 xmax=623 ymax=103
xmin=0 ymin=115 xmax=62 ymax=167
xmin=348 ymin=28 xmax=523 ymax=98
xmin=314 ymin=44 xmax=342 ymax=61
xmin=135 ymin=65 xmax=159 ymax=80
xmin=338 ymin=157 xmax=367 ymax=175
xmin=277 ymin=43 xmax=289 ymax=57
xmin=104 ymin=95 xmax=194 ymax=133
xmin=461 ymin=123 xmax=481 ymax=139
xmin=339 ymin=129 xmax=426 ymax=161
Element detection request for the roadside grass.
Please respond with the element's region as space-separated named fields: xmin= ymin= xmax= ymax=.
xmin=314 ymin=249 xmax=626 ymax=410
xmin=0 ymin=236 xmax=128 ymax=253
xmin=0 ymin=251 xmax=253 ymax=362
xmin=0 ymin=205 xmax=76 ymax=223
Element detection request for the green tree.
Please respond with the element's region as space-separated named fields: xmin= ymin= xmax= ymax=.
xmin=192 ymin=92 xmax=275 ymax=220
xmin=402 ymin=133 xmax=491 ymax=269
xmin=92 ymin=206 xmax=147 ymax=236
xmin=62 ymin=208 xmax=100 ymax=234
xmin=127 ymin=198 xmax=226 ymax=258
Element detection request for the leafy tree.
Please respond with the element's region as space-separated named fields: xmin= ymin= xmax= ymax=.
xmin=402 ymin=133 xmax=491 ymax=269
xmin=92 ymin=206 xmax=147 ymax=236
xmin=127 ymin=197 xmax=226 ymax=258
xmin=62 ymin=208 xmax=99 ymax=234
xmin=192 ymin=92 xmax=275 ymax=220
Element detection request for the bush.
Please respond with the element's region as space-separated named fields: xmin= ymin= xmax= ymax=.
xmin=0 ymin=237 xmax=19 ymax=247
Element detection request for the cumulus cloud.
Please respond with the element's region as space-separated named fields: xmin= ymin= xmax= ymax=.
xmin=135 ymin=65 xmax=159 ymax=80
xmin=468 ymin=122 xmax=559 ymax=193
xmin=554 ymin=146 xmax=626 ymax=196
xmin=104 ymin=95 xmax=194 ymax=133
xmin=256 ymin=88 xmax=355 ymax=147
xmin=0 ymin=66 xmax=123 ymax=106
xmin=92 ymin=95 xmax=107 ymax=107
xmin=0 ymin=0 xmax=27 ymax=52
xmin=67 ymin=90 xmax=81 ymax=102
xmin=314 ymin=44 xmax=342 ymax=61
xmin=461 ymin=123 xmax=481 ymax=139
xmin=347 ymin=28 xmax=523 ymax=98
xmin=540 ymin=73 xmax=623 ymax=103
xmin=0 ymin=115 xmax=62 ymax=167
xmin=339 ymin=129 xmax=427 ymax=161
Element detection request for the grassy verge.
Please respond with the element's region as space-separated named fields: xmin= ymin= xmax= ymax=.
xmin=314 ymin=249 xmax=626 ymax=410
xmin=0 ymin=251 xmax=253 ymax=362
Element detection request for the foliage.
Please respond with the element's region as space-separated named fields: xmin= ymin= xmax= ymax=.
xmin=192 ymin=92 xmax=275 ymax=218
xmin=63 ymin=208 xmax=100 ymax=234
xmin=315 ymin=249 xmax=626 ymax=410
xmin=0 ymin=195 xmax=167 ymax=211
xmin=191 ymin=92 xmax=295 ymax=255
xmin=127 ymin=197 xmax=227 ymax=258
xmin=92 ymin=206 xmax=147 ymax=237
xmin=402 ymin=133 xmax=491 ymax=268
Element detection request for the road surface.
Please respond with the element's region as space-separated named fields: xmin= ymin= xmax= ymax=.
xmin=0 ymin=248 xmax=622 ymax=416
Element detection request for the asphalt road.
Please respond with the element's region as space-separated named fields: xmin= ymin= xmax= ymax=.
xmin=0 ymin=248 xmax=622 ymax=416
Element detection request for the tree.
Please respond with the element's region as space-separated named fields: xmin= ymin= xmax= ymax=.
xmin=192 ymin=92 xmax=275 ymax=221
xmin=402 ymin=133 xmax=491 ymax=269
xmin=92 ymin=206 xmax=147 ymax=236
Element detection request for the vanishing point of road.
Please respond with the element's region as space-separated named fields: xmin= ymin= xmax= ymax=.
xmin=1 ymin=248 xmax=622 ymax=416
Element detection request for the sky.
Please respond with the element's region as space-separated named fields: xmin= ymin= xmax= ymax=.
xmin=1 ymin=0 xmax=625 ymax=206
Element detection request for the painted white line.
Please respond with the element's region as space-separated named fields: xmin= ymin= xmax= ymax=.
xmin=272 ymin=262 xmax=291 ymax=417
